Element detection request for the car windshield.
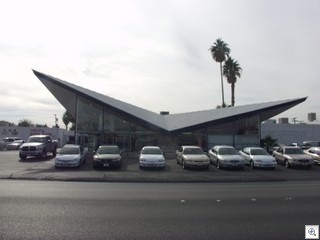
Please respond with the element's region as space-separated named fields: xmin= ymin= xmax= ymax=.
xmin=183 ymin=148 xmax=204 ymax=155
xmin=285 ymin=148 xmax=304 ymax=154
xmin=219 ymin=148 xmax=238 ymax=155
xmin=311 ymin=148 xmax=320 ymax=154
xmin=59 ymin=147 xmax=80 ymax=155
xmin=97 ymin=146 xmax=119 ymax=154
xmin=141 ymin=148 xmax=162 ymax=155
xmin=28 ymin=137 xmax=45 ymax=143
xmin=251 ymin=149 xmax=269 ymax=155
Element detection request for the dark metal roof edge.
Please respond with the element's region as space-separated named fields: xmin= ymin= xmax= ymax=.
xmin=167 ymin=97 xmax=308 ymax=133
xmin=32 ymin=70 xmax=307 ymax=133
xmin=32 ymin=70 xmax=168 ymax=132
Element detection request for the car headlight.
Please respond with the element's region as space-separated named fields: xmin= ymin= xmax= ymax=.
xmin=158 ymin=158 xmax=164 ymax=162
xmin=113 ymin=157 xmax=121 ymax=162
xmin=140 ymin=158 xmax=145 ymax=162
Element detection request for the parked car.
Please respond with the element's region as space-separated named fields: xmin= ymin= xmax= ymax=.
xmin=208 ymin=145 xmax=245 ymax=169
xmin=176 ymin=146 xmax=210 ymax=169
xmin=93 ymin=145 xmax=122 ymax=169
xmin=54 ymin=144 xmax=86 ymax=168
xmin=6 ymin=140 xmax=25 ymax=150
xmin=19 ymin=135 xmax=58 ymax=160
xmin=304 ymin=147 xmax=320 ymax=165
xmin=272 ymin=146 xmax=313 ymax=168
xmin=3 ymin=137 xmax=22 ymax=148
xmin=139 ymin=146 xmax=165 ymax=169
xmin=300 ymin=141 xmax=320 ymax=150
xmin=239 ymin=147 xmax=277 ymax=169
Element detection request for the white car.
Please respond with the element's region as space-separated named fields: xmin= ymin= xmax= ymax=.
xmin=139 ymin=146 xmax=165 ymax=169
xmin=54 ymin=144 xmax=86 ymax=168
xmin=304 ymin=147 xmax=320 ymax=165
xmin=208 ymin=145 xmax=245 ymax=169
xmin=239 ymin=147 xmax=277 ymax=169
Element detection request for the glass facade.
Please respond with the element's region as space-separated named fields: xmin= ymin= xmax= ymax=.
xmin=207 ymin=115 xmax=260 ymax=150
xmin=74 ymin=95 xmax=261 ymax=152
xmin=75 ymin=96 xmax=159 ymax=152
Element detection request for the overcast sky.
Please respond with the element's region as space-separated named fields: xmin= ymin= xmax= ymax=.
xmin=0 ymin=0 xmax=319 ymax=127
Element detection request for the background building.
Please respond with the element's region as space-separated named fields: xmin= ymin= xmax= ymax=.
xmin=0 ymin=126 xmax=74 ymax=149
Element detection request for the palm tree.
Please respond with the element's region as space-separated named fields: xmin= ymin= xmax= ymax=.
xmin=223 ymin=57 xmax=242 ymax=106
xmin=209 ymin=38 xmax=230 ymax=107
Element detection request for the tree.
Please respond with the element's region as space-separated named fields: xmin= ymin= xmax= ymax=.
xmin=62 ymin=111 xmax=75 ymax=130
xmin=18 ymin=118 xmax=34 ymax=127
xmin=223 ymin=56 xmax=242 ymax=106
xmin=260 ymin=135 xmax=278 ymax=153
xmin=209 ymin=38 xmax=230 ymax=107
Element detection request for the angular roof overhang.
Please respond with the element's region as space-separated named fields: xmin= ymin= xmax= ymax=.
xmin=33 ymin=70 xmax=307 ymax=133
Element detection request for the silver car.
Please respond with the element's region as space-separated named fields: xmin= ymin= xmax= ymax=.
xmin=304 ymin=147 xmax=320 ymax=165
xmin=6 ymin=140 xmax=25 ymax=150
xmin=139 ymin=146 xmax=165 ymax=169
xmin=176 ymin=146 xmax=210 ymax=169
xmin=208 ymin=145 xmax=245 ymax=169
xmin=272 ymin=146 xmax=313 ymax=168
xmin=239 ymin=147 xmax=277 ymax=169
xmin=54 ymin=144 xmax=87 ymax=168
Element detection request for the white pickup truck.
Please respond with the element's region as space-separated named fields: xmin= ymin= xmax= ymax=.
xmin=19 ymin=135 xmax=58 ymax=160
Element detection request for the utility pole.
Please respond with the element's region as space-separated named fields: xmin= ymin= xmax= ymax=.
xmin=292 ymin=117 xmax=297 ymax=124
xmin=54 ymin=114 xmax=58 ymax=127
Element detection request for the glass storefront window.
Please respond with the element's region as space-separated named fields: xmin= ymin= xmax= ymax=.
xmin=103 ymin=108 xmax=129 ymax=132
xmin=77 ymin=96 xmax=103 ymax=132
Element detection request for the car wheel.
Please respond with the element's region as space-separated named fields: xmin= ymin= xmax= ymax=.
xmin=176 ymin=158 xmax=180 ymax=164
xmin=52 ymin=148 xmax=57 ymax=157
xmin=217 ymin=160 xmax=221 ymax=169
xmin=182 ymin=161 xmax=187 ymax=169
xmin=285 ymin=160 xmax=290 ymax=168
xmin=41 ymin=150 xmax=47 ymax=159
xmin=93 ymin=163 xmax=98 ymax=170
xmin=250 ymin=161 xmax=254 ymax=169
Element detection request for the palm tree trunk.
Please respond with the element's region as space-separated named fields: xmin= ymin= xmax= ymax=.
xmin=231 ymin=82 xmax=235 ymax=106
xmin=220 ymin=62 xmax=225 ymax=106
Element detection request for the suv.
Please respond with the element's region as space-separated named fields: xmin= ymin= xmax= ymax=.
xmin=19 ymin=135 xmax=58 ymax=160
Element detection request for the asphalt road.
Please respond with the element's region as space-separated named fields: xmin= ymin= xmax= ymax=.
xmin=0 ymin=180 xmax=320 ymax=240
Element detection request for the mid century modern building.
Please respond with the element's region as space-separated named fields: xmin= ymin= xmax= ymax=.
xmin=33 ymin=70 xmax=307 ymax=153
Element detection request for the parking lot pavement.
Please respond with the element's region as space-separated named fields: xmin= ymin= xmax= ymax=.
xmin=0 ymin=150 xmax=320 ymax=182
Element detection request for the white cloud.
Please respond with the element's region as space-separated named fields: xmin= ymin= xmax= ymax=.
xmin=0 ymin=0 xmax=319 ymax=126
